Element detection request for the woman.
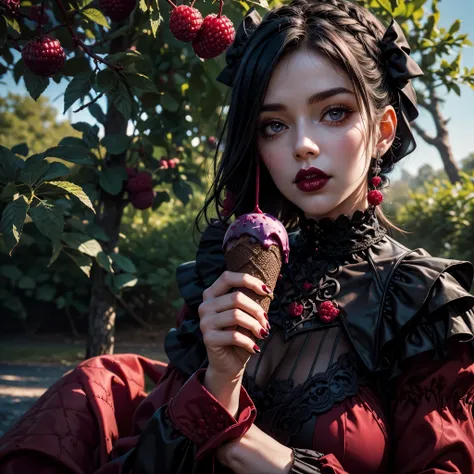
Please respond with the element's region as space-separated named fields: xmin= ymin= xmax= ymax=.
xmin=1 ymin=0 xmax=474 ymax=473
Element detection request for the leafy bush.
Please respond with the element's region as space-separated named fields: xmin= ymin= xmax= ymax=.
xmin=395 ymin=172 xmax=474 ymax=264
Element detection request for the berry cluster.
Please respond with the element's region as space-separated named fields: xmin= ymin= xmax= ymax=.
xmin=169 ymin=0 xmax=235 ymax=60
xmin=126 ymin=168 xmax=155 ymax=210
xmin=158 ymin=157 xmax=180 ymax=169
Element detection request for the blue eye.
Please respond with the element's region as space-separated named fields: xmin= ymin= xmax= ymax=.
xmin=259 ymin=120 xmax=286 ymax=139
xmin=323 ymin=106 xmax=353 ymax=124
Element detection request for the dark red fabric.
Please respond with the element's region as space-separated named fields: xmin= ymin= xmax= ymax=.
xmin=2 ymin=322 xmax=474 ymax=473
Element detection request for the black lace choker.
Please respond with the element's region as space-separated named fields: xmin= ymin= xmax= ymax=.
xmin=297 ymin=208 xmax=386 ymax=257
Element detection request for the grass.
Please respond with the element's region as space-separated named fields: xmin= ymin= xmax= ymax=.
xmin=0 ymin=331 xmax=169 ymax=365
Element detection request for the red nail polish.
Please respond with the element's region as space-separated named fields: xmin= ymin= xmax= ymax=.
xmin=253 ymin=344 xmax=261 ymax=353
xmin=264 ymin=312 xmax=268 ymax=320
xmin=266 ymin=322 xmax=271 ymax=331
xmin=262 ymin=285 xmax=272 ymax=294
xmin=259 ymin=328 xmax=269 ymax=338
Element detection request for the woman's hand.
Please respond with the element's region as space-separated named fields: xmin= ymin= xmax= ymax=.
xmin=216 ymin=424 xmax=294 ymax=474
xmin=198 ymin=270 xmax=271 ymax=381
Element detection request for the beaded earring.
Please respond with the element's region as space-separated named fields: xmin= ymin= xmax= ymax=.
xmin=367 ymin=149 xmax=384 ymax=207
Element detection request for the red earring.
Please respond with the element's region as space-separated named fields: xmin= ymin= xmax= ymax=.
xmin=367 ymin=149 xmax=384 ymax=207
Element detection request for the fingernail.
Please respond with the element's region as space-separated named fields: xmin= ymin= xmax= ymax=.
xmin=253 ymin=344 xmax=261 ymax=353
xmin=262 ymin=285 xmax=272 ymax=294
xmin=263 ymin=312 xmax=268 ymax=320
xmin=266 ymin=322 xmax=271 ymax=331
xmin=259 ymin=328 xmax=269 ymax=338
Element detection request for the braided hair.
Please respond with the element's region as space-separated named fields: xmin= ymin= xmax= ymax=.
xmin=196 ymin=0 xmax=401 ymax=233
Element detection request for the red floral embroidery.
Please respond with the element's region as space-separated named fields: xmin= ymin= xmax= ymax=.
xmin=319 ymin=300 xmax=340 ymax=323
xmin=288 ymin=302 xmax=304 ymax=318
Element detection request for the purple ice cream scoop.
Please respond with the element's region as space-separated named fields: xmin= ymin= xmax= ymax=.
xmin=223 ymin=212 xmax=290 ymax=263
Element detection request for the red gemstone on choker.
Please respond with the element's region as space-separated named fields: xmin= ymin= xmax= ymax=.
xmin=302 ymin=281 xmax=313 ymax=291
xmin=319 ymin=300 xmax=340 ymax=323
xmin=288 ymin=302 xmax=304 ymax=318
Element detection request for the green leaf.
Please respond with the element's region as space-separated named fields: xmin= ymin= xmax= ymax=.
xmin=172 ymin=180 xmax=193 ymax=205
xmin=97 ymin=251 xmax=114 ymax=273
xmin=0 ymin=15 xmax=7 ymax=48
xmin=77 ymin=0 xmax=94 ymax=8
xmin=0 ymin=264 xmax=23 ymax=281
xmin=99 ymin=167 xmax=127 ymax=195
xmin=11 ymin=143 xmax=28 ymax=156
xmin=88 ymin=103 xmax=106 ymax=124
xmin=72 ymin=122 xmax=100 ymax=148
xmin=23 ymin=68 xmax=49 ymax=101
xmin=114 ymin=273 xmax=138 ymax=290
xmin=66 ymin=251 xmax=93 ymax=277
xmin=61 ymin=57 xmax=92 ymax=76
xmin=62 ymin=232 xmax=102 ymax=257
xmin=2 ymin=182 xmax=18 ymax=200
xmin=5 ymin=15 xmax=20 ymax=33
xmin=110 ymin=253 xmax=137 ymax=273
xmin=101 ymin=134 xmax=131 ymax=154
xmin=64 ymin=73 xmax=93 ymax=113
xmin=36 ymin=284 xmax=56 ymax=301
xmin=48 ymin=239 xmax=62 ymax=267
xmin=150 ymin=8 xmax=161 ymax=37
xmin=85 ymin=223 xmax=110 ymax=241
xmin=18 ymin=276 xmax=36 ymax=289
xmin=20 ymin=154 xmax=49 ymax=186
xmin=47 ymin=181 xmax=95 ymax=213
xmin=30 ymin=202 xmax=64 ymax=242
xmin=1 ymin=195 xmax=29 ymax=255
xmin=451 ymin=82 xmax=461 ymax=96
xmin=161 ymin=93 xmax=180 ymax=112
xmin=58 ymin=137 xmax=88 ymax=149
xmin=13 ymin=59 xmax=25 ymax=84
xmin=96 ymin=68 xmax=117 ymax=94
xmin=152 ymin=190 xmax=170 ymax=210
xmin=112 ymin=80 xmax=132 ymax=120
xmin=448 ymin=19 xmax=461 ymax=36
xmin=0 ymin=145 xmax=25 ymax=183
xmin=43 ymin=145 xmax=95 ymax=165
xmin=82 ymin=8 xmax=110 ymax=28
xmin=125 ymin=73 xmax=158 ymax=97
xmin=42 ymin=162 xmax=71 ymax=181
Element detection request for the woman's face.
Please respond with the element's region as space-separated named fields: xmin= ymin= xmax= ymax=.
xmin=257 ymin=47 xmax=395 ymax=220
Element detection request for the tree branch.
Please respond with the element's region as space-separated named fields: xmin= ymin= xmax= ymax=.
xmin=74 ymin=92 xmax=105 ymax=113
xmin=411 ymin=122 xmax=438 ymax=147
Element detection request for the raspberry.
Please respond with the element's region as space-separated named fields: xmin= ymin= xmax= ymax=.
xmin=99 ymin=0 xmax=136 ymax=22
xmin=158 ymin=159 xmax=169 ymax=169
xmin=169 ymin=5 xmax=203 ymax=42
xmin=1 ymin=0 xmax=20 ymax=16
xmin=127 ymin=171 xmax=153 ymax=193
xmin=22 ymin=35 xmax=66 ymax=77
xmin=131 ymin=189 xmax=155 ymax=210
xmin=28 ymin=5 xmax=48 ymax=24
xmin=288 ymin=302 xmax=304 ymax=318
xmin=208 ymin=136 xmax=217 ymax=146
xmin=319 ymin=301 xmax=340 ymax=324
xmin=368 ymin=190 xmax=384 ymax=206
xmin=192 ymin=13 xmax=235 ymax=60
xmin=168 ymin=157 xmax=180 ymax=169
xmin=126 ymin=167 xmax=137 ymax=179
xmin=371 ymin=176 xmax=382 ymax=188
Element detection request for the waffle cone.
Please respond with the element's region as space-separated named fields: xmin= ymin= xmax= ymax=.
xmin=224 ymin=236 xmax=283 ymax=313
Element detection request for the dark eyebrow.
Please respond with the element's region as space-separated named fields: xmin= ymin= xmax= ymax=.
xmin=260 ymin=87 xmax=354 ymax=113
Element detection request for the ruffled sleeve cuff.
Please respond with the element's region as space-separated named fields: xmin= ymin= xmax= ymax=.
xmin=167 ymin=368 xmax=256 ymax=461
xmin=290 ymin=449 xmax=347 ymax=474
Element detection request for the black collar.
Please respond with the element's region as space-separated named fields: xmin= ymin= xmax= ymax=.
xmin=297 ymin=208 xmax=386 ymax=257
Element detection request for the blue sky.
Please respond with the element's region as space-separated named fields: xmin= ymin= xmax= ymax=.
xmin=2 ymin=1 xmax=474 ymax=180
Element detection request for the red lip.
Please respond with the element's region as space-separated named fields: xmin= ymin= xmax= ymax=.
xmin=294 ymin=167 xmax=330 ymax=183
xmin=294 ymin=167 xmax=330 ymax=193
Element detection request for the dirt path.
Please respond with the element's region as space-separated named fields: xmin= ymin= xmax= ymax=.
xmin=0 ymin=363 xmax=74 ymax=437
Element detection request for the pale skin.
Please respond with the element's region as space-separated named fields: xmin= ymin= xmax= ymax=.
xmin=200 ymin=46 xmax=398 ymax=473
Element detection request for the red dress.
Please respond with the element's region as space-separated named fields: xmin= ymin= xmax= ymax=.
xmin=1 ymin=213 xmax=474 ymax=473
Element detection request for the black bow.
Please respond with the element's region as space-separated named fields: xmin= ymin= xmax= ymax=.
xmin=380 ymin=18 xmax=424 ymax=161
xmin=216 ymin=7 xmax=262 ymax=87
